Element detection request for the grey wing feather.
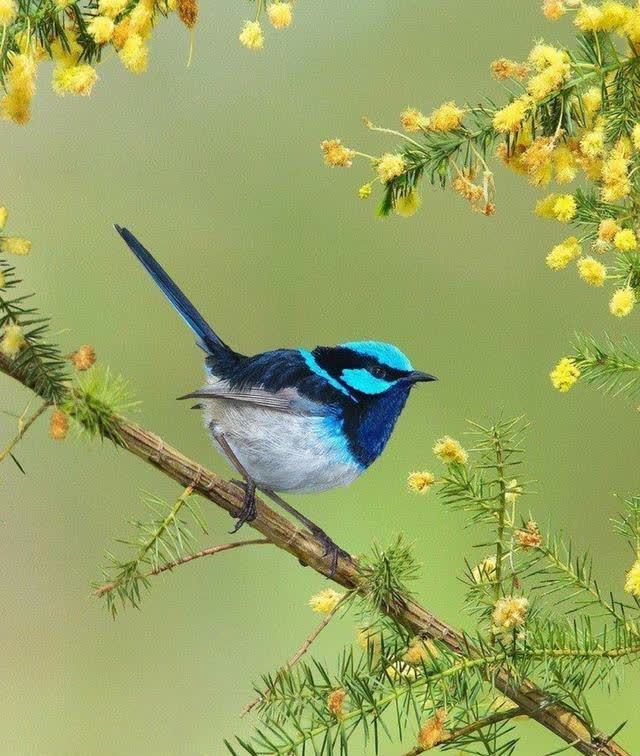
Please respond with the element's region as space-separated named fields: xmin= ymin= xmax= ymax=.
xmin=178 ymin=384 xmax=328 ymax=416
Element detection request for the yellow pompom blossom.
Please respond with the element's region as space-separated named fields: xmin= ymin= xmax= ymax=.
xmin=552 ymin=193 xmax=577 ymax=222
xmin=321 ymin=139 xmax=354 ymax=168
xmin=546 ymin=236 xmax=581 ymax=270
xmin=0 ymin=236 xmax=31 ymax=255
xmin=0 ymin=0 xmax=17 ymax=26
xmin=534 ymin=193 xmax=559 ymax=219
xmin=52 ymin=65 xmax=98 ymax=96
xmin=88 ymin=16 xmax=115 ymax=44
xmin=376 ymin=153 xmax=406 ymax=184
xmin=308 ymin=588 xmax=344 ymax=614
xmin=609 ymin=287 xmax=636 ymax=317
xmin=356 ymin=626 xmax=382 ymax=654
xmin=428 ymin=101 xmax=465 ymax=132
xmin=614 ymin=228 xmax=637 ymax=251
xmin=624 ymin=7 xmax=640 ymax=43
xmin=400 ymin=107 xmax=429 ymax=132
xmin=0 ymin=206 xmax=7 ymax=230
xmin=471 ymin=556 xmax=497 ymax=584
xmin=490 ymin=58 xmax=529 ymax=81
xmin=632 ymin=123 xmax=640 ymax=151
xmin=50 ymin=35 xmax=82 ymax=66
xmin=550 ymin=357 xmax=580 ymax=392
xmin=601 ymin=152 xmax=630 ymax=201
xmin=407 ymin=471 xmax=435 ymax=494
xmin=575 ymin=4 xmax=605 ymax=32
xmin=433 ymin=436 xmax=468 ymax=465
xmin=582 ymin=85 xmax=602 ymax=117
xmin=520 ymin=136 xmax=554 ymax=185
xmin=528 ymin=43 xmax=566 ymax=71
xmin=394 ymin=189 xmax=422 ymax=217
xmin=1 ymin=53 xmax=37 ymax=125
xmin=119 ymin=33 xmax=148 ymax=73
xmin=577 ymin=256 xmax=607 ymax=286
xmin=598 ymin=217 xmax=621 ymax=242
xmin=492 ymin=97 xmax=531 ymax=133
xmin=553 ymin=145 xmax=577 ymax=183
xmin=492 ymin=596 xmax=529 ymax=633
xmin=542 ymin=0 xmax=566 ymax=21
xmin=580 ymin=127 xmax=605 ymax=159
xmin=601 ymin=1 xmax=631 ymax=30
xmin=504 ymin=478 xmax=523 ymax=505
xmin=239 ymin=20 xmax=264 ymax=50
xmin=266 ymin=2 xmax=292 ymax=29
xmin=0 ymin=323 xmax=26 ymax=358
xmin=98 ymin=0 xmax=128 ymax=15
xmin=525 ymin=44 xmax=570 ymax=100
xmin=403 ymin=636 xmax=438 ymax=664
xmin=417 ymin=710 xmax=448 ymax=751
xmin=624 ymin=560 xmax=640 ymax=597
xmin=358 ymin=183 xmax=372 ymax=199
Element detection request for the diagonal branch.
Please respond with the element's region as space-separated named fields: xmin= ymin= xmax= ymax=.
xmin=0 ymin=352 xmax=629 ymax=756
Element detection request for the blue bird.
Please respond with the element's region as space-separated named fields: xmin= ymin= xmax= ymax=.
xmin=115 ymin=226 xmax=437 ymax=573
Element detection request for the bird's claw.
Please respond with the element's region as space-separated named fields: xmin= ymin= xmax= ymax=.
xmin=312 ymin=528 xmax=350 ymax=578
xmin=229 ymin=479 xmax=257 ymax=533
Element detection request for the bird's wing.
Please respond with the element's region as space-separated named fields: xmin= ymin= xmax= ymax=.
xmin=178 ymin=383 xmax=328 ymax=416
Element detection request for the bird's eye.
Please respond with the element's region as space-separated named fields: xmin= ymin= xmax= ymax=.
xmin=369 ymin=366 xmax=387 ymax=379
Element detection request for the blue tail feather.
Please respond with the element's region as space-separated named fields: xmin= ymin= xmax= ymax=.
xmin=114 ymin=225 xmax=235 ymax=359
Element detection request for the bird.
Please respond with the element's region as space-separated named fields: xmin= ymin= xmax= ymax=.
xmin=114 ymin=225 xmax=437 ymax=574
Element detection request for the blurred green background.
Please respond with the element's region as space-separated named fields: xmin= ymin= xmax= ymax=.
xmin=1 ymin=0 xmax=639 ymax=753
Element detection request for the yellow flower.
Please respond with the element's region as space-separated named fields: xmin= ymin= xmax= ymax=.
xmin=394 ymin=189 xmax=421 ymax=217
xmin=98 ymin=0 xmax=127 ymax=16
xmin=504 ymin=478 xmax=523 ymax=505
xmin=358 ymin=183 xmax=372 ymax=199
xmin=600 ymin=1 xmax=631 ymax=30
xmin=624 ymin=559 xmax=640 ymax=597
xmin=550 ymin=357 xmax=580 ymax=392
xmin=88 ymin=16 xmax=115 ymax=44
xmin=327 ymin=688 xmax=346 ymax=719
xmin=433 ymin=436 xmax=468 ymax=465
xmin=400 ymin=107 xmax=429 ymax=132
xmin=471 ymin=556 xmax=497 ymax=584
xmin=598 ymin=218 xmax=621 ymax=242
xmin=574 ymin=4 xmax=604 ymax=31
xmin=308 ymin=588 xmax=343 ymax=614
xmin=266 ymin=2 xmax=292 ymax=29
xmin=0 ymin=0 xmax=17 ymax=26
xmin=376 ymin=153 xmax=406 ymax=183
xmin=552 ymin=194 xmax=576 ymax=222
xmin=492 ymin=596 xmax=529 ymax=632
xmin=527 ymin=62 xmax=569 ymax=100
xmin=52 ymin=65 xmax=98 ymax=96
xmin=582 ymin=86 xmax=601 ymax=116
xmin=49 ymin=409 xmax=69 ymax=440
xmin=528 ymin=43 xmax=567 ymax=71
xmin=1 ymin=53 xmax=37 ymax=125
xmin=601 ymin=153 xmax=630 ymax=201
xmin=609 ymin=287 xmax=635 ymax=317
xmin=356 ymin=626 xmax=382 ymax=654
xmin=632 ymin=123 xmax=640 ymax=151
xmin=614 ymin=228 xmax=637 ymax=252
xmin=534 ymin=193 xmax=559 ymax=219
xmin=407 ymin=471 xmax=435 ymax=494
xmin=577 ymin=256 xmax=607 ymax=286
xmin=321 ymin=139 xmax=354 ymax=168
xmin=546 ymin=236 xmax=581 ymax=270
xmin=520 ymin=137 xmax=554 ymax=185
xmin=129 ymin=0 xmax=154 ymax=34
xmin=119 ymin=34 xmax=148 ymax=73
xmin=490 ymin=58 xmax=529 ymax=80
xmin=542 ymin=0 xmax=566 ymax=21
xmin=580 ymin=127 xmax=605 ymax=159
xmin=0 ymin=206 xmax=7 ymax=230
xmin=50 ymin=35 xmax=82 ymax=66
xmin=624 ymin=8 xmax=640 ymax=43
xmin=239 ymin=20 xmax=264 ymax=50
xmin=403 ymin=636 xmax=437 ymax=664
xmin=515 ymin=521 xmax=543 ymax=550
xmin=418 ymin=710 xmax=448 ymax=750
xmin=428 ymin=101 xmax=464 ymax=132
xmin=0 ymin=323 xmax=26 ymax=358
xmin=492 ymin=97 xmax=530 ymax=133
xmin=0 ymin=236 xmax=31 ymax=255
xmin=553 ymin=145 xmax=577 ymax=184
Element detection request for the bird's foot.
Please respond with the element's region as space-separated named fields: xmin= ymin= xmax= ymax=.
xmin=310 ymin=526 xmax=351 ymax=578
xmin=229 ymin=479 xmax=257 ymax=533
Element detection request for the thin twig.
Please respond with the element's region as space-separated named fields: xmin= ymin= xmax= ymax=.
xmin=241 ymin=594 xmax=348 ymax=717
xmin=93 ymin=538 xmax=271 ymax=597
xmin=0 ymin=352 xmax=629 ymax=756
xmin=403 ymin=707 xmax=524 ymax=755
xmin=0 ymin=399 xmax=49 ymax=464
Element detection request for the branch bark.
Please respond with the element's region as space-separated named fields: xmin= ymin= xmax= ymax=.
xmin=0 ymin=353 xmax=629 ymax=756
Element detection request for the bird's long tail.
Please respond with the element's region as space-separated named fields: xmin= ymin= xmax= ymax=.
xmin=114 ymin=225 xmax=237 ymax=361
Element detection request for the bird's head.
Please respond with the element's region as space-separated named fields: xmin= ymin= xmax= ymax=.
xmin=309 ymin=340 xmax=436 ymax=401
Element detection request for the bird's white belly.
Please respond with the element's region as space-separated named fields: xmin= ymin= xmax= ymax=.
xmin=202 ymin=401 xmax=363 ymax=493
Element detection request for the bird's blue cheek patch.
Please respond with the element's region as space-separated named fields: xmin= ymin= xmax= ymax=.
xmin=340 ymin=368 xmax=392 ymax=395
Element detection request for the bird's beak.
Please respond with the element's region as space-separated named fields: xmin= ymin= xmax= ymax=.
xmin=408 ymin=370 xmax=438 ymax=383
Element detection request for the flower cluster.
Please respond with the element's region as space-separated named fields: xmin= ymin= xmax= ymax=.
xmin=238 ymin=2 xmax=294 ymax=51
xmin=0 ymin=203 xmax=31 ymax=360
xmin=321 ymin=2 xmax=640 ymax=314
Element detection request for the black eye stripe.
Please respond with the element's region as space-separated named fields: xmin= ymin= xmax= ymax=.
xmin=312 ymin=346 xmax=408 ymax=385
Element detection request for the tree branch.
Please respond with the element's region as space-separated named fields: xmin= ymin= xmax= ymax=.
xmin=0 ymin=352 xmax=629 ymax=756
xmin=93 ymin=538 xmax=271 ymax=598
